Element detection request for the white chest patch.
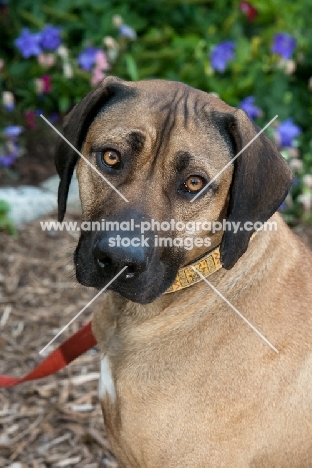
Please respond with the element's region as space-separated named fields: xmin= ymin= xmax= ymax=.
xmin=99 ymin=356 xmax=116 ymax=402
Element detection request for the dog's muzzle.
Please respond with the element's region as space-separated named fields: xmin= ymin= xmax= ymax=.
xmin=74 ymin=209 xmax=182 ymax=303
xmin=93 ymin=228 xmax=152 ymax=281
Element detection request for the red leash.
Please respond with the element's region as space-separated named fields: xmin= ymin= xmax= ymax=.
xmin=0 ymin=321 xmax=97 ymax=388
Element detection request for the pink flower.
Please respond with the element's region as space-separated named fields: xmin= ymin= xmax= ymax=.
xmin=25 ymin=111 xmax=36 ymax=129
xmin=0 ymin=59 xmax=4 ymax=71
xmin=94 ymin=50 xmax=109 ymax=70
xmin=38 ymin=53 xmax=56 ymax=67
xmin=91 ymin=67 xmax=106 ymax=85
xmin=240 ymin=1 xmax=258 ymax=21
xmin=90 ymin=50 xmax=110 ymax=85
xmin=42 ymin=75 xmax=52 ymax=93
xmin=34 ymin=75 xmax=52 ymax=94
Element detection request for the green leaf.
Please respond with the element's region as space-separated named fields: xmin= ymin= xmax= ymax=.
xmin=124 ymin=54 xmax=139 ymax=81
xmin=58 ymin=95 xmax=71 ymax=114
xmin=0 ymin=200 xmax=10 ymax=214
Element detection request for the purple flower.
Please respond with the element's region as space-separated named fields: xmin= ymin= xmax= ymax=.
xmin=40 ymin=25 xmax=62 ymax=51
xmin=78 ymin=47 xmax=99 ymax=71
xmin=276 ymin=118 xmax=301 ymax=147
xmin=4 ymin=126 xmax=23 ymax=138
xmin=210 ymin=41 xmax=236 ymax=73
xmin=49 ymin=112 xmax=59 ymax=123
xmin=278 ymin=201 xmax=286 ymax=211
xmin=238 ymin=96 xmax=262 ymax=120
xmin=4 ymin=102 xmax=14 ymax=111
xmin=0 ymin=126 xmax=23 ymax=167
xmin=0 ymin=154 xmax=17 ymax=168
xmin=0 ymin=141 xmax=20 ymax=168
xmin=292 ymin=176 xmax=300 ymax=187
xmin=14 ymin=28 xmax=42 ymax=58
xmin=119 ymin=24 xmax=137 ymax=40
xmin=271 ymin=33 xmax=296 ymax=60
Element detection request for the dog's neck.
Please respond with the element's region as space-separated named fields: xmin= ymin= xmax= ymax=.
xmin=96 ymin=216 xmax=284 ymax=346
xmin=164 ymin=244 xmax=222 ymax=294
xmin=165 ymin=231 xmax=257 ymax=294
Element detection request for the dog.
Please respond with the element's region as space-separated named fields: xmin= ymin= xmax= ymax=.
xmin=55 ymin=76 xmax=312 ymax=467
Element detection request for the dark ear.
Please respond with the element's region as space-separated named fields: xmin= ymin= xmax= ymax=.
xmin=55 ymin=76 xmax=131 ymax=221
xmin=220 ymin=109 xmax=293 ymax=269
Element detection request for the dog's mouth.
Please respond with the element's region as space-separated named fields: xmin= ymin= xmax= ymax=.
xmin=74 ymin=231 xmax=182 ymax=304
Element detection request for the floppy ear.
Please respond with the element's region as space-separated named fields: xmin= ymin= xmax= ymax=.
xmin=220 ymin=109 xmax=293 ymax=269
xmin=55 ymin=76 xmax=130 ymax=221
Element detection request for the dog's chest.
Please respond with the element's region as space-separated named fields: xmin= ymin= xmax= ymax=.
xmin=98 ymin=355 xmax=116 ymax=402
xmin=95 ymin=314 xmax=312 ymax=468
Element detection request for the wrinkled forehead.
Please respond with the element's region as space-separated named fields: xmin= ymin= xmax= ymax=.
xmin=86 ymin=80 xmax=234 ymax=151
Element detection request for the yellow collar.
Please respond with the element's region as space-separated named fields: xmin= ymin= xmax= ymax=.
xmin=165 ymin=232 xmax=257 ymax=294
xmin=165 ymin=245 xmax=222 ymax=294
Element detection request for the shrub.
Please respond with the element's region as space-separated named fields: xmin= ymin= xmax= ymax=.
xmin=0 ymin=199 xmax=16 ymax=234
xmin=0 ymin=0 xmax=311 ymax=223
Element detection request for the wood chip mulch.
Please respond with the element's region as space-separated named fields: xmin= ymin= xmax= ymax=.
xmin=0 ymin=211 xmax=120 ymax=468
xmin=1 ymin=211 xmax=311 ymax=468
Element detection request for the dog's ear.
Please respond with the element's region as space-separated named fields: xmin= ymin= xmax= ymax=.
xmin=220 ymin=109 xmax=293 ymax=269
xmin=55 ymin=76 xmax=131 ymax=221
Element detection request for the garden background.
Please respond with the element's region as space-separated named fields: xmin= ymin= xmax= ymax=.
xmin=1 ymin=0 xmax=312 ymax=226
xmin=0 ymin=1 xmax=312 ymax=466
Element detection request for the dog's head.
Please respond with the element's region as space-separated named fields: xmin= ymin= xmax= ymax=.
xmin=55 ymin=76 xmax=293 ymax=303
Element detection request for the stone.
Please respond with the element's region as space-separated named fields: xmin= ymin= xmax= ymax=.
xmin=0 ymin=186 xmax=57 ymax=225
xmin=41 ymin=172 xmax=81 ymax=211
xmin=0 ymin=172 xmax=81 ymax=226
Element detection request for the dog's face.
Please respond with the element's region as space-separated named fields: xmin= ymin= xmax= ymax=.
xmin=55 ymin=77 xmax=293 ymax=303
xmin=74 ymin=82 xmax=235 ymax=302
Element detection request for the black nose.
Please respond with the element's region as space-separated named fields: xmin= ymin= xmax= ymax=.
xmin=93 ymin=231 xmax=152 ymax=280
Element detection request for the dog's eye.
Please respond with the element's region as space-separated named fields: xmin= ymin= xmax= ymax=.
xmin=181 ymin=175 xmax=205 ymax=194
xmin=101 ymin=150 xmax=121 ymax=168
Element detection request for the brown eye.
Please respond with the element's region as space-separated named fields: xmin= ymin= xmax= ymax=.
xmin=102 ymin=150 xmax=121 ymax=167
xmin=182 ymin=175 xmax=205 ymax=193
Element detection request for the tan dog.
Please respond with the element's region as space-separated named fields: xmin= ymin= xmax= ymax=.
xmin=55 ymin=77 xmax=312 ymax=467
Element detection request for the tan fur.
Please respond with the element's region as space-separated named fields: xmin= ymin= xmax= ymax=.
xmin=57 ymin=78 xmax=312 ymax=467
xmin=92 ymin=217 xmax=312 ymax=467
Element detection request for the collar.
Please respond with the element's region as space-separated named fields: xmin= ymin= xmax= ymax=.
xmin=165 ymin=232 xmax=257 ymax=294
xmin=165 ymin=244 xmax=222 ymax=294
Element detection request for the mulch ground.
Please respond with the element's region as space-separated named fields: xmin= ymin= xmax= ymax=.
xmin=1 ymin=210 xmax=312 ymax=468
xmin=0 ymin=210 xmax=120 ymax=468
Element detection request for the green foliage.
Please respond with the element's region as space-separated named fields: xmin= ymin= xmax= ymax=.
xmin=0 ymin=0 xmax=312 ymax=223
xmin=0 ymin=200 xmax=17 ymax=235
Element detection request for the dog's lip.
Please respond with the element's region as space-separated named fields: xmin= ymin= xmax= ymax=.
xmin=76 ymin=258 xmax=178 ymax=303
